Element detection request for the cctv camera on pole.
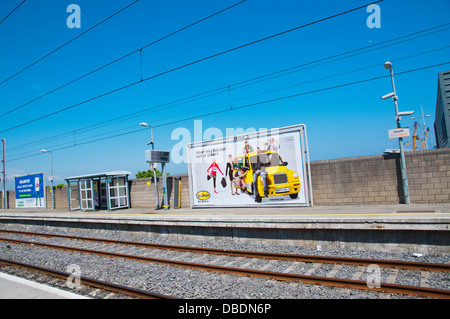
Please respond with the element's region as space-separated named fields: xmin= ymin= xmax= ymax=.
xmin=381 ymin=92 xmax=397 ymax=100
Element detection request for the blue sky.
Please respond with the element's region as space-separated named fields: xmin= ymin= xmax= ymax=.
xmin=0 ymin=0 xmax=449 ymax=189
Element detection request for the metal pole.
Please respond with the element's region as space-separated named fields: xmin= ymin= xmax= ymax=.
xmin=50 ymin=151 xmax=54 ymax=209
xmin=1 ymin=139 xmax=6 ymax=210
xmin=151 ymin=126 xmax=160 ymax=209
xmin=125 ymin=175 xmax=130 ymax=209
xmin=77 ymin=181 xmax=82 ymax=211
xmin=389 ymin=68 xmax=410 ymax=204
xmin=91 ymin=178 xmax=95 ymax=212
xmin=162 ymin=163 xmax=169 ymax=210
xmin=67 ymin=181 xmax=72 ymax=212
xmin=106 ymin=178 xmax=111 ymax=212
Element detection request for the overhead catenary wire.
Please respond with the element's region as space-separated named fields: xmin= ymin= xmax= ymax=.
xmin=0 ymin=0 xmax=383 ymax=134
xmin=4 ymin=20 xmax=448 ymax=122
xmin=7 ymin=35 xmax=450 ymax=155
xmin=7 ymin=21 xmax=449 ymax=123
xmin=0 ymin=0 xmax=26 ymax=25
xmin=6 ymin=60 xmax=449 ymax=163
xmin=0 ymin=0 xmax=248 ymax=119
xmin=11 ymin=44 xmax=450 ymax=158
xmin=0 ymin=0 xmax=141 ymax=87
xmin=232 ymin=23 xmax=450 ymax=90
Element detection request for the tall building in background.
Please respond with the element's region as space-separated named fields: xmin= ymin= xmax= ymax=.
xmin=435 ymin=70 xmax=450 ymax=148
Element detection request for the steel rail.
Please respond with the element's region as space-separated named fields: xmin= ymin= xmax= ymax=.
xmin=1 ymin=237 xmax=449 ymax=299
xmin=0 ymin=229 xmax=448 ymax=272
xmin=0 ymin=257 xmax=175 ymax=299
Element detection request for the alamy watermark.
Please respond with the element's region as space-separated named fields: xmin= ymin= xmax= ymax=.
xmin=67 ymin=4 xmax=81 ymax=29
xmin=366 ymin=264 xmax=381 ymax=289
xmin=66 ymin=264 xmax=81 ymax=289
xmin=170 ymin=120 xmax=280 ymax=165
xmin=65 ymin=4 xmax=379 ymax=30
xmin=366 ymin=4 xmax=381 ymax=29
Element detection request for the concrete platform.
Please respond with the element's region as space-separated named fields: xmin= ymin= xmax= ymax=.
xmin=0 ymin=272 xmax=89 ymax=299
xmin=0 ymin=203 xmax=449 ymax=255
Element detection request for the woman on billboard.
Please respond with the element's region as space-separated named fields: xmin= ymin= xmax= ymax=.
xmin=207 ymin=158 xmax=224 ymax=194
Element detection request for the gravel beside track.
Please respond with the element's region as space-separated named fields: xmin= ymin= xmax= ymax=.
xmin=0 ymin=224 xmax=449 ymax=299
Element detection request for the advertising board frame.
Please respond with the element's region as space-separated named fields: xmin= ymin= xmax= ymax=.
xmin=187 ymin=124 xmax=313 ymax=208
xmin=14 ymin=172 xmax=47 ymax=209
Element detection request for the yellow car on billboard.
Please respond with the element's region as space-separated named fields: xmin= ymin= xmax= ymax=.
xmin=234 ymin=150 xmax=301 ymax=199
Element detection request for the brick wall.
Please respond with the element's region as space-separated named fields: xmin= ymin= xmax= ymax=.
xmin=0 ymin=187 xmax=69 ymax=209
xmin=1 ymin=148 xmax=449 ymax=209
xmin=47 ymin=187 xmax=69 ymax=209
xmin=310 ymin=148 xmax=450 ymax=205
xmin=129 ymin=175 xmax=190 ymax=209
xmin=0 ymin=175 xmax=190 ymax=210
xmin=406 ymin=148 xmax=450 ymax=203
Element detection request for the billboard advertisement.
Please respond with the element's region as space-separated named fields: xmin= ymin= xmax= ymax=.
xmin=187 ymin=124 xmax=312 ymax=208
xmin=15 ymin=173 xmax=46 ymax=208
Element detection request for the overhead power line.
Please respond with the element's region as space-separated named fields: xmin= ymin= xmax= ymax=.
xmin=0 ymin=0 xmax=383 ymax=134
xmin=7 ymin=60 xmax=449 ymax=163
xmin=0 ymin=0 xmax=26 ymax=25
xmin=0 ymin=0 xmax=248 ymax=119
xmin=7 ymin=27 xmax=450 ymax=155
xmin=4 ymin=21 xmax=448 ymax=123
xmin=10 ymin=43 xmax=450 ymax=159
xmin=0 ymin=0 xmax=140 ymax=86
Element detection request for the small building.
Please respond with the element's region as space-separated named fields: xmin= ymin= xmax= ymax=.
xmin=435 ymin=70 xmax=450 ymax=148
xmin=65 ymin=171 xmax=131 ymax=212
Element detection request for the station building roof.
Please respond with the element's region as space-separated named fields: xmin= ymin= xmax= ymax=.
xmin=65 ymin=171 xmax=131 ymax=181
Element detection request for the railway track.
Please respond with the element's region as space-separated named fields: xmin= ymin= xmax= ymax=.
xmin=0 ymin=257 xmax=175 ymax=299
xmin=0 ymin=229 xmax=449 ymax=299
xmin=1 ymin=229 xmax=448 ymax=272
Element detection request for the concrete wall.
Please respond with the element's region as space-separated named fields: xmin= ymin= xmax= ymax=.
xmin=1 ymin=148 xmax=449 ymax=209
xmin=310 ymin=148 xmax=450 ymax=205
xmin=129 ymin=175 xmax=190 ymax=209
xmin=0 ymin=187 xmax=70 ymax=210
xmin=0 ymin=175 xmax=191 ymax=210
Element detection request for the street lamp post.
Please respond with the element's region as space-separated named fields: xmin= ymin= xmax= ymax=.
xmin=382 ymin=61 xmax=411 ymax=204
xmin=40 ymin=149 xmax=54 ymax=209
xmin=1 ymin=139 xmax=6 ymax=210
xmin=140 ymin=122 xmax=160 ymax=209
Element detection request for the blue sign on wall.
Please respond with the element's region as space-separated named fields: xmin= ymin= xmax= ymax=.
xmin=15 ymin=173 xmax=46 ymax=208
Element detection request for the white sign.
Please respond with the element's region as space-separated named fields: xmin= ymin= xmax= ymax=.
xmin=388 ymin=128 xmax=410 ymax=139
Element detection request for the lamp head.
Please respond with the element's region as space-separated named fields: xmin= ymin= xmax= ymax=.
xmin=384 ymin=61 xmax=393 ymax=69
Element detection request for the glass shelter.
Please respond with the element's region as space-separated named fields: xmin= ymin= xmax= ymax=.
xmin=65 ymin=171 xmax=131 ymax=212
